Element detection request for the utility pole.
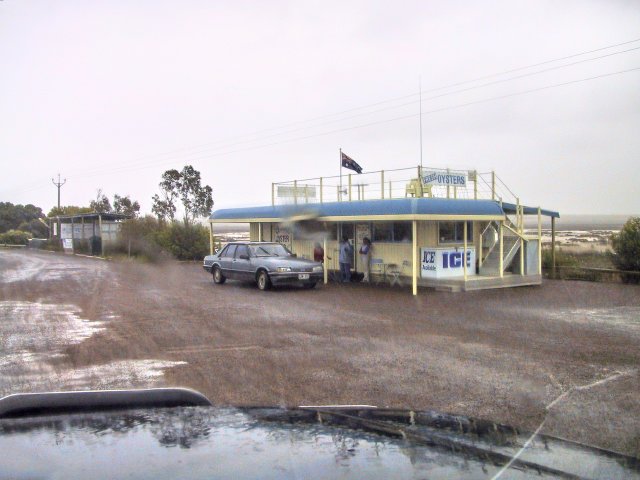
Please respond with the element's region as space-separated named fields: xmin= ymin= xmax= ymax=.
xmin=51 ymin=174 xmax=66 ymax=210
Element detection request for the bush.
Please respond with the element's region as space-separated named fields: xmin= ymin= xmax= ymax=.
xmin=541 ymin=248 xmax=579 ymax=270
xmin=109 ymin=217 xmax=211 ymax=261
xmin=611 ymin=217 xmax=640 ymax=283
xmin=0 ymin=229 xmax=30 ymax=245
xmin=154 ymin=222 xmax=210 ymax=261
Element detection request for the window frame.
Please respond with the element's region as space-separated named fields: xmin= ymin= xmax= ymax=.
xmin=437 ymin=221 xmax=473 ymax=245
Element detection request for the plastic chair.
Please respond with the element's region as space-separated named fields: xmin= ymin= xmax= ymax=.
xmin=370 ymin=258 xmax=384 ymax=284
xmin=387 ymin=260 xmax=411 ymax=287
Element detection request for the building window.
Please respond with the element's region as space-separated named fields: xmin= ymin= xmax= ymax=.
xmin=372 ymin=222 xmax=412 ymax=243
xmin=439 ymin=221 xmax=473 ymax=244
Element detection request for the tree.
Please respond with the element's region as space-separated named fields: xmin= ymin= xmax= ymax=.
xmin=611 ymin=217 xmax=640 ymax=281
xmin=152 ymin=165 xmax=213 ymax=225
xmin=113 ymin=194 xmax=141 ymax=217
xmin=0 ymin=202 xmax=47 ymax=236
xmin=90 ymin=189 xmax=112 ymax=213
xmin=48 ymin=206 xmax=93 ymax=217
xmin=152 ymin=169 xmax=180 ymax=222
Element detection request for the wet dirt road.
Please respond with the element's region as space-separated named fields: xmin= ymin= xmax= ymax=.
xmin=1 ymin=249 xmax=639 ymax=456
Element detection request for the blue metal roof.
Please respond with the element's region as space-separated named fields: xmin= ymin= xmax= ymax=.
xmin=209 ymin=198 xmax=558 ymax=221
xmin=502 ymin=202 xmax=560 ymax=218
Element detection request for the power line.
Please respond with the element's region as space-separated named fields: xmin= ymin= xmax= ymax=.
xmin=60 ymin=37 xmax=640 ymax=179
xmin=67 ymin=66 xmax=640 ymax=180
xmin=60 ymin=44 xmax=640 ymax=181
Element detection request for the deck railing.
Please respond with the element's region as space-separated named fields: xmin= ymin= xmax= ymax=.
xmin=272 ymin=165 xmax=521 ymax=208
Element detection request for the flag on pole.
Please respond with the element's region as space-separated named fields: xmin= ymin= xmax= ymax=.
xmin=341 ymin=152 xmax=363 ymax=174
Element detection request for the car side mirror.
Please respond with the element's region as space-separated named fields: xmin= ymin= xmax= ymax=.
xmin=239 ymin=254 xmax=250 ymax=260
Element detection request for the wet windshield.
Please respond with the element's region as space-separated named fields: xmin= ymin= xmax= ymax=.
xmin=249 ymin=244 xmax=292 ymax=257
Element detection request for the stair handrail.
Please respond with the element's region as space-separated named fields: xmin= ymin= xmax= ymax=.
xmin=503 ymin=223 xmax=536 ymax=241
xmin=480 ymin=221 xmax=498 ymax=261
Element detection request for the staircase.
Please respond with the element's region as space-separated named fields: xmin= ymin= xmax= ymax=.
xmin=479 ymin=220 xmax=521 ymax=276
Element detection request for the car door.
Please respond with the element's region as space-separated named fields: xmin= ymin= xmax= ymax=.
xmin=219 ymin=244 xmax=237 ymax=278
xmin=233 ymin=245 xmax=253 ymax=281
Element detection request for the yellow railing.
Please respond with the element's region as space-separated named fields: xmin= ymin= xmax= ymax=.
xmin=271 ymin=165 xmax=521 ymax=208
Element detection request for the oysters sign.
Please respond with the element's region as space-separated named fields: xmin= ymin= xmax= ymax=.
xmin=421 ymin=248 xmax=476 ymax=279
xmin=421 ymin=170 xmax=466 ymax=187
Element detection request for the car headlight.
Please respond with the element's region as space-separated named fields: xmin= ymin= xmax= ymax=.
xmin=312 ymin=266 xmax=323 ymax=272
xmin=276 ymin=267 xmax=292 ymax=272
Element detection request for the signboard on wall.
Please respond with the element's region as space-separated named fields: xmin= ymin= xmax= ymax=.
xmin=274 ymin=225 xmax=292 ymax=248
xmin=277 ymin=185 xmax=317 ymax=199
xmin=60 ymin=224 xmax=73 ymax=239
xmin=421 ymin=247 xmax=476 ymax=279
xmin=355 ymin=223 xmax=371 ymax=245
xmin=421 ymin=171 xmax=467 ymax=188
xmin=62 ymin=238 xmax=74 ymax=253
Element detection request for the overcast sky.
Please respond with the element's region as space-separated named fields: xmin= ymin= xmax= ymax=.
xmin=1 ymin=0 xmax=639 ymax=216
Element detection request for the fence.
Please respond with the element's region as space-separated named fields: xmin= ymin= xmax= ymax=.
xmin=271 ymin=165 xmax=521 ymax=208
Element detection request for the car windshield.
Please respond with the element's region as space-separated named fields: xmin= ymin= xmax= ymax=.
xmin=249 ymin=244 xmax=292 ymax=257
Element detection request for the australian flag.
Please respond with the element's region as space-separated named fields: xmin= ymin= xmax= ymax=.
xmin=341 ymin=151 xmax=363 ymax=174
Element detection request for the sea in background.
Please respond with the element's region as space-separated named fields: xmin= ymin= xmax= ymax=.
xmin=210 ymin=215 xmax=636 ymax=253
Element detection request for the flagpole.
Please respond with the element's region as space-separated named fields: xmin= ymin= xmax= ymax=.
xmin=419 ymin=75 xmax=423 ymax=170
xmin=339 ymin=148 xmax=342 ymax=202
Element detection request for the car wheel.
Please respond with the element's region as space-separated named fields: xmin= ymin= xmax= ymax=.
xmin=303 ymin=282 xmax=317 ymax=289
xmin=257 ymin=271 xmax=271 ymax=291
xmin=213 ymin=267 xmax=226 ymax=284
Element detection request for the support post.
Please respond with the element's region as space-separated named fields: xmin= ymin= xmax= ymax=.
xmin=293 ymin=180 xmax=298 ymax=205
xmin=71 ymin=217 xmax=75 ymax=253
xmin=520 ymin=237 xmax=524 ymax=276
xmin=412 ymin=220 xmax=417 ymax=296
xmin=258 ymin=222 xmax=262 ymax=242
xmin=98 ymin=214 xmax=104 ymax=257
xmin=389 ymin=181 xmax=392 ymax=198
xmin=209 ymin=223 xmax=214 ymax=255
xmin=320 ymin=177 xmax=323 ymax=203
xmin=478 ymin=222 xmax=483 ymax=267
xmin=551 ymin=216 xmax=556 ymax=278
xmin=491 ymin=171 xmax=496 ymax=200
xmin=463 ymin=221 xmax=468 ymax=282
xmin=381 ymin=170 xmax=385 ymax=199
xmin=499 ymin=221 xmax=504 ymax=278
xmin=272 ymin=183 xmax=275 ymax=206
xmin=323 ymin=235 xmax=328 ymax=284
xmin=516 ymin=197 xmax=520 ymax=232
xmin=446 ymin=168 xmax=450 ymax=199
xmin=474 ymin=171 xmax=478 ymax=200
xmin=537 ymin=207 xmax=542 ymax=275
xmin=348 ymin=174 xmax=352 ymax=201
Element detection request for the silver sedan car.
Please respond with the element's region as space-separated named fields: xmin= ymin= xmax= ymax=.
xmin=203 ymin=241 xmax=323 ymax=290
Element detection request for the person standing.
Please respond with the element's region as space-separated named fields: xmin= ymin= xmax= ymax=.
xmin=339 ymin=235 xmax=353 ymax=283
xmin=359 ymin=237 xmax=372 ymax=282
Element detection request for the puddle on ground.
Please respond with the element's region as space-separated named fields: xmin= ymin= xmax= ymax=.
xmin=0 ymin=301 xmax=185 ymax=397
xmin=546 ymin=307 xmax=640 ymax=332
xmin=0 ymin=251 xmax=111 ymax=284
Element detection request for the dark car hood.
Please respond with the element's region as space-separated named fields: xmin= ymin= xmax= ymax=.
xmin=1 ymin=405 xmax=638 ymax=479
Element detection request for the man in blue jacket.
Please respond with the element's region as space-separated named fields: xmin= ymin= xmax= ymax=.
xmin=339 ymin=235 xmax=353 ymax=283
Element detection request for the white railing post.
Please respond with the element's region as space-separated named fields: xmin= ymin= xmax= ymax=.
xmin=293 ymin=180 xmax=298 ymax=205
xmin=499 ymin=221 xmax=504 ymax=278
xmin=320 ymin=177 xmax=323 ymax=203
xmin=272 ymin=183 xmax=275 ymax=206
xmin=491 ymin=171 xmax=496 ymax=200
xmin=348 ymin=174 xmax=352 ymax=201
xmin=381 ymin=170 xmax=385 ymax=199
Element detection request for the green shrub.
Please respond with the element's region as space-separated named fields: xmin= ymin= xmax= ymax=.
xmin=154 ymin=222 xmax=210 ymax=261
xmin=109 ymin=217 xmax=211 ymax=261
xmin=611 ymin=217 xmax=640 ymax=283
xmin=541 ymin=248 xmax=579 ymax=270
xmin=0 ymin=229 xmax=30 ymax=245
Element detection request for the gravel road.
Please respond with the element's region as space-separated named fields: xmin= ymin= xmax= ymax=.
xmin=1 ymin=249 xmax=639 ymax=456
